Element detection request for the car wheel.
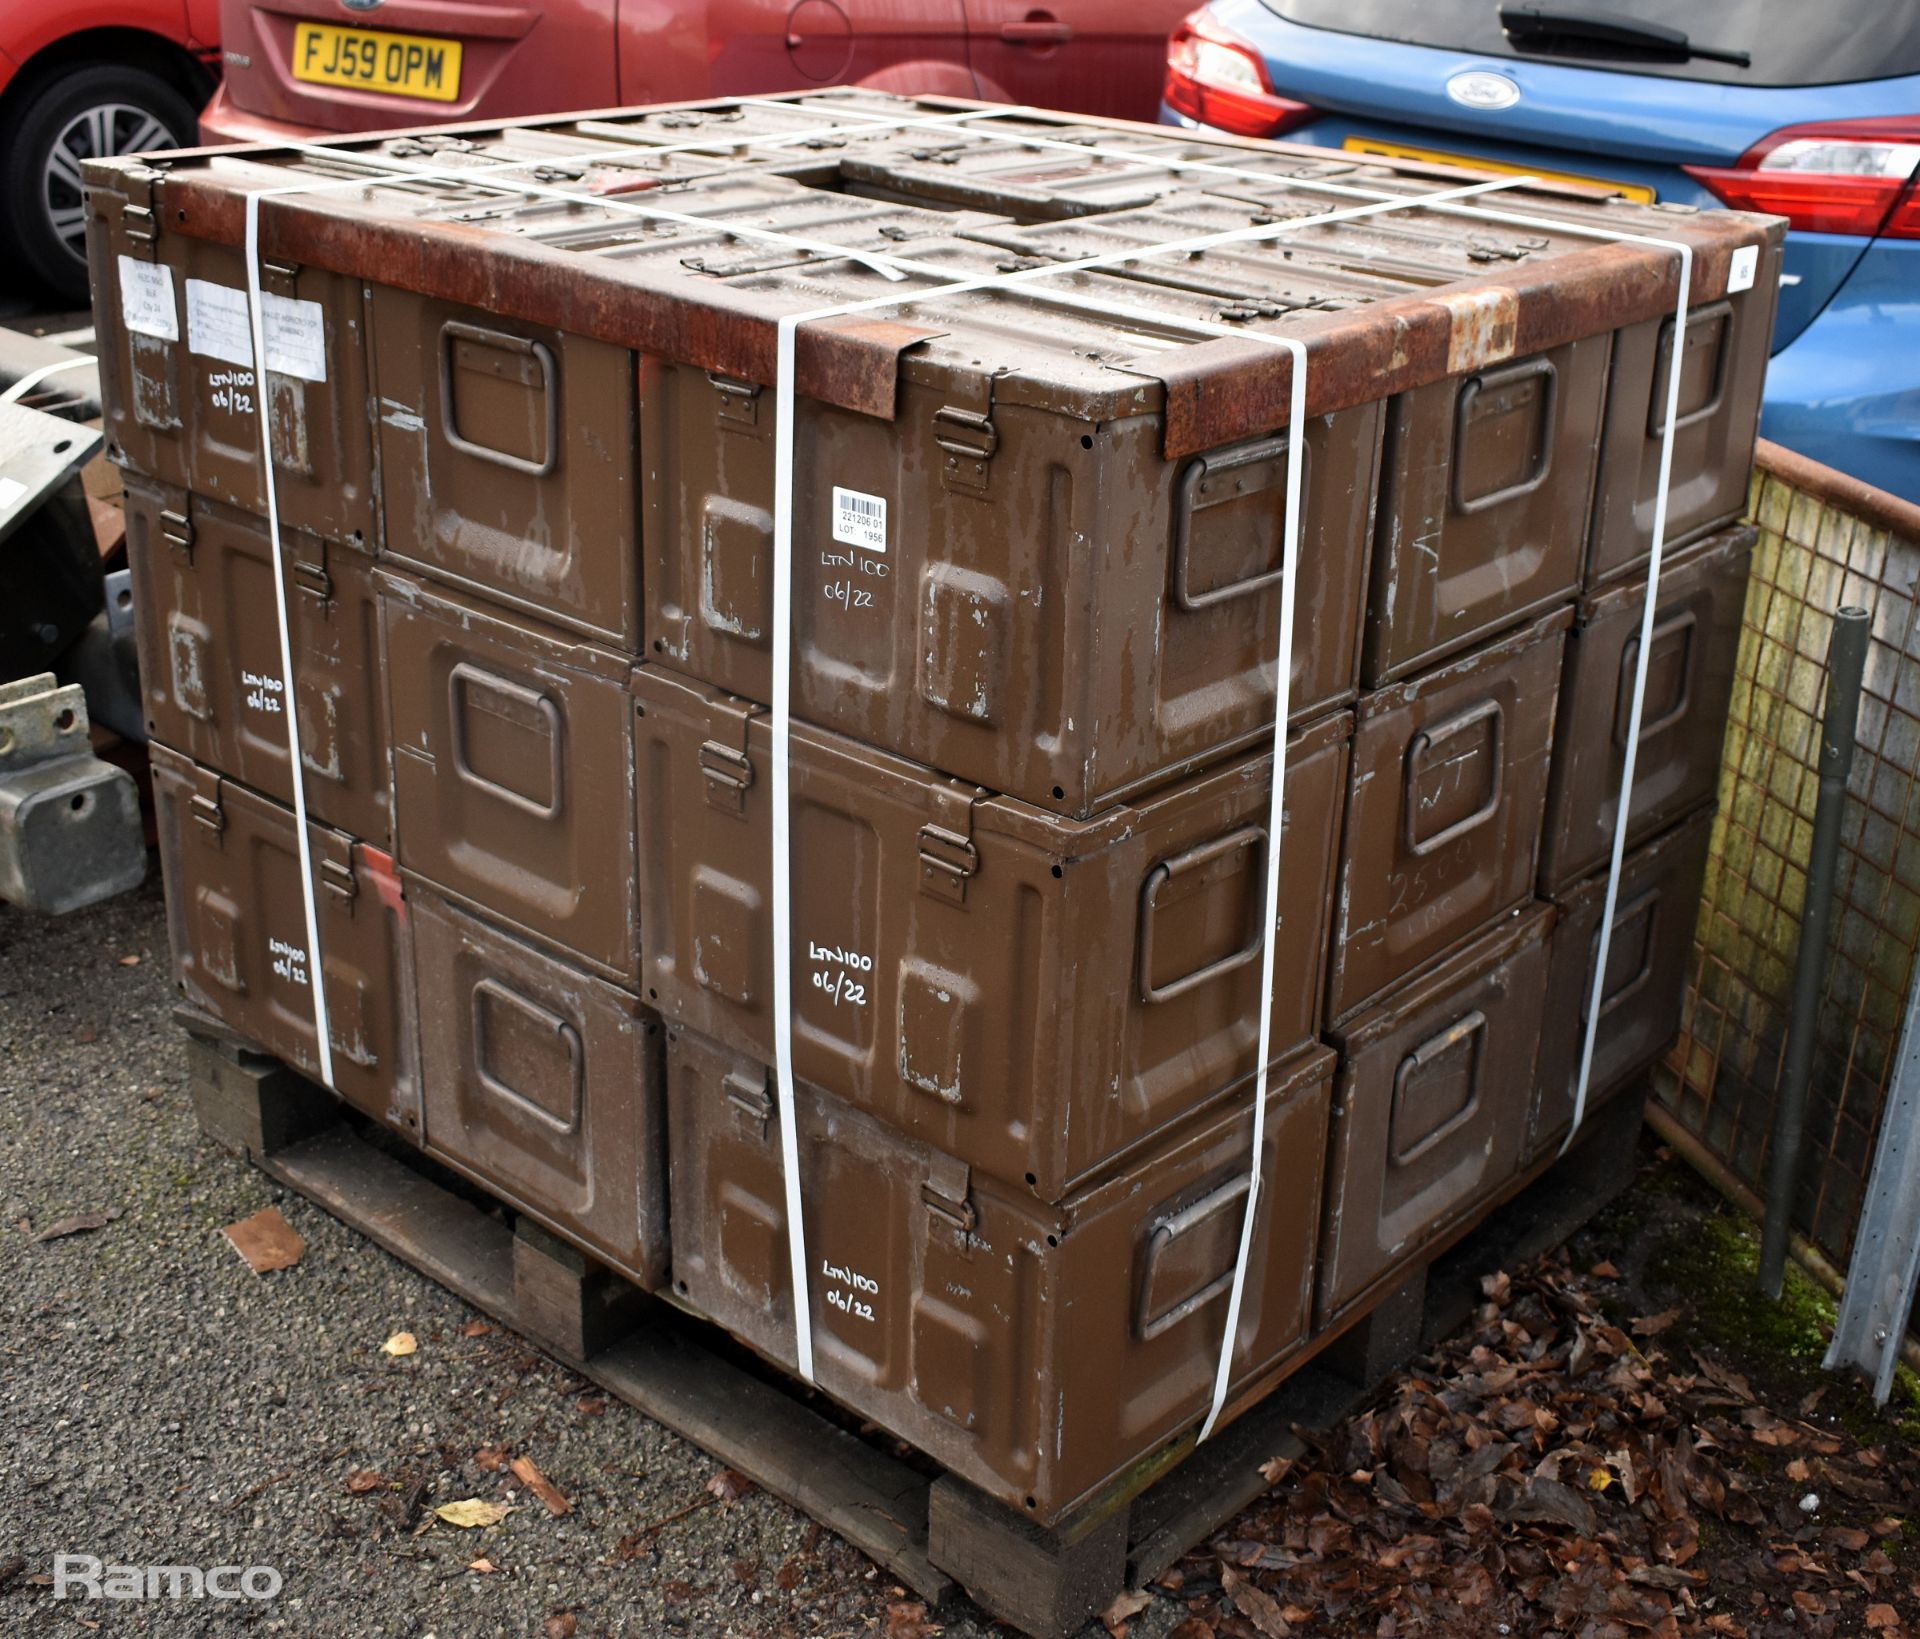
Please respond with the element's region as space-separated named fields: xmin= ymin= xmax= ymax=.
xmin=0 ymin=63 xmax=201 ymax=305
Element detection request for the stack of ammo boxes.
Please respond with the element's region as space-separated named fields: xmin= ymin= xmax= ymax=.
xmin=88 ymin=90 xmax=1778 ymax=1528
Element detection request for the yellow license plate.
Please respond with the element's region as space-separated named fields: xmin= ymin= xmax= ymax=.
xmin=1341 ymin=137 xmax=1656 ymax=204
xmin=292 ymin=22 xmax=462 ymax=102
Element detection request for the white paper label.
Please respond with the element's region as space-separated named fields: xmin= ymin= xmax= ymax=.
xmin=184 ymin=280 xmax=329 ymax=381
xmin=262 ymin=292 xmax=328 ymax=382
xmin=186 ymin=278 xmax=255 ymax=369
xmin=1727 ymin=244 xmax=1759 ymax=295
xmin=831 ymin=485 xmax=887 ymax=554
xmin=117 ymin=256 xmax=178 ymax=341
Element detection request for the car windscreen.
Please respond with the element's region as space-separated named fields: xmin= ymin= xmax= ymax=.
xmin=1254 ymin=0 xmax=1920 ymax=87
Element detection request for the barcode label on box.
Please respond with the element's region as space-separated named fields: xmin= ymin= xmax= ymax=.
xmin=118 ymin=256 xmax=178 ymax=341
xmin=832 ymin=486 xmax=887 ymax=553
xmin=1727 ymin=244 xmax=1759 ymax=295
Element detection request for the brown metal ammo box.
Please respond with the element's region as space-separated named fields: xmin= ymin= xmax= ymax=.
xmin=1587 ymin=282 xmax=1779 ymax=585
xmin=410 ymin=882 xmax=668 ymax=1291
xmin=1538 ymin=524 xmax=1752 ymax=893
xmin=666 ymin=1021 xmax=1337 ymax=1524
xmin=634 ymin=662 xmax=1349 ymax=1199
xmin=378 ymin=568 xmax=640 ymax=985
xmin=1328 ymin=606 xmax=1570 ymax=1021
xmin=150 ymin=742 xmax=417 ymax=1131
xmin=123 ymin=473 xmax=390 ymax=845
xmin=1319 ymin=903 xmax=1553 ymax=1325
xmin=642 ymin=350 xmax=1381 ymax=815
xmin=370 ymin=290 xmax=643 ymax=649
xmin=1365 ymin=335 xmax=1605 ymax=686
xmin=87 ymin=208 xmax=378 ymax=551
xmin=1529 ymin=804 xmax=1716 ymax=1160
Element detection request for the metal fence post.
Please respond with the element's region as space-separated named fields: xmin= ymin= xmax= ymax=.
xmin=1758 ymin=605 xmax=1871 ymax=1299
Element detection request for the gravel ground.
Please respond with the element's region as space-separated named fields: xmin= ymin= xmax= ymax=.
xmin=0 ymin=879 xmax=1205 ymax=1638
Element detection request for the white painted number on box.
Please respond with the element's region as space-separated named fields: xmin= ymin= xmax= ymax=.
xmin=268 ymin=936 xmax=309 ymax=988
xmin=117 ymin=256 xmax=178 ymax=341
xmin=821 ymin=1257 xmax=879 ymax=1323
xmin=831 ymin=486 xmax=887 ymax=553
xmin=1727 ymin=244 xmax=1759 ymax=295
xmin=807 ymin=941 xmax=871 ymax=1008
xmin=184 ymin=280 xmax=329 ymax=380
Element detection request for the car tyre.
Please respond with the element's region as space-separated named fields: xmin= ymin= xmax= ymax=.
xmin=0 ymin=63 xmax=201 ymax=304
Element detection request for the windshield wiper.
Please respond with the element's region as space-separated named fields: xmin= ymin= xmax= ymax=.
xmin=1498 ymin=4 xmax=1752 ymax=67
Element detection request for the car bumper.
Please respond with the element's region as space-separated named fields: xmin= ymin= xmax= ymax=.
xmin=1758 ymin=244 xmax=1920 ymax=503
xmin=197 ymin=82 xmax=335 ymax=149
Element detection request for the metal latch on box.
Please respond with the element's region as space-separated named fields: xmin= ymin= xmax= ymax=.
xmin=724 ymin=1065 xmax=773 ymax=1135
xmin=189 ymin=765 xmax=226 ymax=833
xmin=318 ymin=832 xmax=358 ymax=903
xmin=918 ymin=782 xmax=983 ymax=905
xmin=697 ymin=692 xmax=756 ymax=815
xmin=922 ymin=1153 xmax=977 ymax=1233
xmin=160 ymin=507 xmax=194 ymax=560
xmin=707 ymin=372 xmax=763 ymax=431
xmin=118 ymin=163 xmax=167 ymax=257
xmin=933 ymin=375 xmax=1001 ymax=497
xmin=292 ymin=540 xmax=333 ymax=602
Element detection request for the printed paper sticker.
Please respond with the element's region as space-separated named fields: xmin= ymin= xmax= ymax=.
xmin=261 ymin=293 xmax=328 ymax=382
xmin=186 ymin=279 xmax=255 ymax=369
xmin=184 ymin=281 xmax=329 ymax=380
xmin=831 ymin=486 xmax=887 ymax=554
xmin=117 ymin=256 xmax=178 ymax=342
xmin=1727 ymin=244 xmax=1759 ymax=295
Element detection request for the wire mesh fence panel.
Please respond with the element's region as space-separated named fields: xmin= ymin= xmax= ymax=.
xmin=1657 ymin=445 xmax=1920 ymax=1267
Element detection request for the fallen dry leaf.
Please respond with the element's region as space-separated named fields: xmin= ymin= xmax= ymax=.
xmin=468 ymin=1558 xmax=496 ymax=1574
xmin=575 ymin=1396 xmax=608 ymax=1417
xmin=1590 ymin=1259 xmax=1621 ymax=1278
xmin=1259 ymin=1454 xmax=1294 ymax=1485
xmin=343 ymin=1469 xmax=384 ymax=1495
xmin=222 ymin=1207 xmax=304 ymax=1274
xmin=1869 ymin=1604 xmax=1901 ymax=1630
xmin=1632 ymin=1305 xmax=1685 ymax=1336
xmin=706 ymin=1467 xmax=755 ymax=1504
xmin=460 ymin=1319 xmax=492 ymax=1338
xmin=475 ymin=1446 xmax=510 ymax=1472
xmin=382 ymin=1331 xmax=418 ymax=1358
xmin=542 ymin=1613 xmax=576 ymax=1639
xmin=1165 ymin=1622 xmax=1215 ymax=1639
xmin=435 ymin=1498 xmax=511 ymax=1529
xmin=118 ymin=954 xmax=141 ymax=967
xmin=883 ymin=1599 xmax=940 ymax=1639
xmin=36 ymin=1208 xmax=119 ymax=1243
xmin=510 ymin=1455 xmax=572 ymax=1518
xmin=1101 ymin=1588 xmax=1153 ymax=1635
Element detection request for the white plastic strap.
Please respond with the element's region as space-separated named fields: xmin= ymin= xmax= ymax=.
xmin=242 ymin=190 xmax=335 ymax=1090
xmin=0 ymin=356 xmax=94 ymax=405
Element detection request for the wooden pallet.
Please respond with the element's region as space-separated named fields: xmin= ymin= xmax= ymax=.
xmin=182 ymin=1020 xmax=1646 ymax=1639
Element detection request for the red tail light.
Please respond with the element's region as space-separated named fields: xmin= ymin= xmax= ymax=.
xmin=1686 ymin=117 xmax=1920 ymax=239
xmin=1165 ymin=11 xmax=1315 ymax=140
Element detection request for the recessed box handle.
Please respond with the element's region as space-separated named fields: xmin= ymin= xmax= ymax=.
xmin=1136 ymin=1172 xmax=1250 ymax=1340
xmin=1615 ymin=608 xmax=1697 ymax=747
xmin=447 ymin=662 xmax=563 ymax=820
xmin=1402 ymin=698 xmax=1504 ymax=858
xmin=1137 ymin=824 xmax=1267 ymax=1003
xmin=1171 ymin=432 xmax=1303 ymax=611
xmin=1390 ymin=1008 xmax=1487 ymax=1168
xmin=1451 ymin=356 xmax=1557 ymax=515
xmin=440 ymin=320 xmax=558 ymax=476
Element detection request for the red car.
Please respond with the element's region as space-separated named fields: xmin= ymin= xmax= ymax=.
xmin=200 ymin=0 xmax=1187 ymax=147
xmin=1 ymin=1 xmax=221 ymax=300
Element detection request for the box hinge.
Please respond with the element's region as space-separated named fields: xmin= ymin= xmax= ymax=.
xmin=160 ymin=507 xmax=195 ymax=560
xmin=707 ymin=371 xmax=763 ymax=431
xmin=933 ymin=375 xmax=1000 ymax=498
xmin=922 ymin=1153 xmax=976 ymax=1233
xmin=698 ymin=692 xmax=757 ymax=815
xmin=918 ymin=781 xmax=984 ymax=905
xmin=724 ymin=1065 xmax=773 ymax=1134
xmin=189 ymin=767 xmax=225 ymax=833
xmin=261 ymin=260 xmax=303 ymax=298
xmin=118 ymin=163 xmax=167 ymax=258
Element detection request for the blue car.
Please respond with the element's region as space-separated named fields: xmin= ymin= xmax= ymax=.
xmin=1161 ymin=0 xmax=1920 ymax=499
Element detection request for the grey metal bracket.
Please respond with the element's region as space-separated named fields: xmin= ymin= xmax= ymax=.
xmin=1824 ymin=962 xmax=1920 ymax=1404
